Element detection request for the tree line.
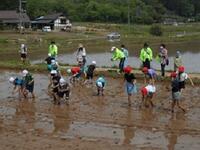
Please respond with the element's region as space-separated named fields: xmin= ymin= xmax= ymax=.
xmin=1 ymin=0 xmax=200 ymax=24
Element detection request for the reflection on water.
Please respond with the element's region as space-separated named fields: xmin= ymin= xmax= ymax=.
xmin=32 ymin=51 xmax=200 ymax=73
xmin=63 ymin=121 xmax=125 ymax=144
xmin=131 ymin=130 xmax=168 ymax=148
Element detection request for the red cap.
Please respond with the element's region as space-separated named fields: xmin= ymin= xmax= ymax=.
xmin=141 ymin=87 xmax=148 ymax=96
xmin=142 ymin=67 xmax=148 ymax=73
xmin=178 ymin=66 xmax=185 ymax=73
xmin=170 ymin=72 xmax=177 ymax=78
xmin=124 ymin=66 xmax=132 ymax=73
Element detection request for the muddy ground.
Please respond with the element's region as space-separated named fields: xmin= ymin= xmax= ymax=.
xmin=0 ymin=71 xmax=200 ymax=150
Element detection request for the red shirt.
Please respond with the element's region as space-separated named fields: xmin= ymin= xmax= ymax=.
xmin=71 ymin=67 xmax=80 ymax=75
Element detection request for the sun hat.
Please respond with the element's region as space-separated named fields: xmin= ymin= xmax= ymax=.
xmin=22 ymin=70 xmax=28 ymax=77
xmin=59 ymin=78 xmax=66 ymax=86
xmin=67 ymin=68 xmax=71 ymax=74
xmin=124 ymin=66 xmax=132 ymax=73
xmin=178 ymin=66 xmax=185 ymax=73
xmin=9 ymin=77 xmax=15 ymax=83
xmin=111 ymin=46 xmax=116 ymax=52
xmin=142 ymin=67 xmax=148 ymax=73
xmin=92 ymin=61 xmax=96 ymax=65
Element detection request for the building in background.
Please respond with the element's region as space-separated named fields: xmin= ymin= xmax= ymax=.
xmin=31 ymin=13 xmax=71 ymax=31
xmin=0 ymin=10 xmax=30 ymax=29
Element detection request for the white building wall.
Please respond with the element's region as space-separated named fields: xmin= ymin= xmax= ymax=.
xmin=54 ymin=17 xmax=67 ymax=30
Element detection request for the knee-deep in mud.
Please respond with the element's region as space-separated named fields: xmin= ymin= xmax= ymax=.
xmin=0 ymin=71 xmax=200 ymax=150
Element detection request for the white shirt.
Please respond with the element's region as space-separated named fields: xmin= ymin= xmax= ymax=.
xmin=145 ymin=84 xmax=156 ymax=93
xmin=179 ymin=72 xmax=188 ymax=82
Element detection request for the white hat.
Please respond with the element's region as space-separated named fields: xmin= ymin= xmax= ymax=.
xmin=111 ymin=46 xmax=116 ymax=52
xmin=22 ymin=70 xmax=28 ymax=77
xmin=59 ymin=78 xmax=66 ymax=85
xmin=92 ymin=61 xmax=96 ymax=65
xmin=9 ymin=77 xmax=15 ymax=83
xmin=21 ymin=44 xmax=25 ymax=48
xmin=66 ymin=68 xmax=71 ymax=74
xmin=97 ymin=82 xmax=103 ymax=88
xmin=51 ymin=59 xmax=56 ymax=64
xmin=50 ymin=70 xmax=57 ymax=74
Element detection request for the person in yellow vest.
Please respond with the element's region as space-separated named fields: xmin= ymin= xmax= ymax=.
xmin=139 ymin=43 xmax=153 ymax=69
xmin=49 ymin=41 xmax=58 ymax=58
xmin=111 ymin=46 xmax=125 ymax=73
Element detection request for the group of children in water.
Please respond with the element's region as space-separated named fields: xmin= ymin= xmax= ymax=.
xmin=9 ymin=42 xmax=194 ymax=113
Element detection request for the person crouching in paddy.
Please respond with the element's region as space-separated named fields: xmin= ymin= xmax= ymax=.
xmin=96 ymin=75 xmax=106 ymax=96
xmin=170 ymin=72 xmax=185 ymax=113
xmin=9 ymin=76 xmax=25 ymax=99
xmin=56 ymin=78 xmax=70 ymax=105
xmin=84 ymin=61 xmax=96 ymax=85
xmin=124 ymin=66 xmax=137 ymax=106
xmin=142 ymin=67 xmax=157 ymax=84
xmin=177 ymin=66 xmax=194 ymax=92
xmin=141 ymin=80 xmax=156 ymax=108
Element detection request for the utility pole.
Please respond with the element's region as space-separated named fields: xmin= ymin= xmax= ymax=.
xmin=128 ymin=0 xmax=130 ymax=31
xmin=19 ymin=0 xmax=22 ymax=33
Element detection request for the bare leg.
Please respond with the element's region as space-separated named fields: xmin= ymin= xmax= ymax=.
xmin=128 ymin=94 xmax=131 ymax=106
xmin=102 ymin=88 xmax=104 ymax=96
xmin=31 ymin=92 xmax=35 ymax=99
xmin=97 ymin=88 xmax=100 ymax=96
xmin=171 ymin=101 xmax=176 ymax=113
xmin=141 ymin=95 xmax=145 ymax=107
xmin=145 ymin=97 xmax=149 ymax=107
xmin=149 ymin=98 xmax=154 ymax=108
xmin=177 ymin=101 xmax=186 ymax=112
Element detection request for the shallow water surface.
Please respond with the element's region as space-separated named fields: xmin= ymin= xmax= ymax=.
xmin=0 ymin=71 xmax=200 ymax=149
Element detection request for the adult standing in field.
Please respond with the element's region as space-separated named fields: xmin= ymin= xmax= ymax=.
xmin=76 ymin=43 xmax=87 ymax=67
xmin=49 ymin=41 xmax=58 ymax=58
xmin=121 ymin=44 xmax=129 ymax=67
xmin=174 ymin=51 xmax=182 ymax=72
xmin=139 ymin=43 xmax=153 ymax=69
xmin=158 ymin=44 xmax=168 ymax=77
xmin=19 ymin=43 xmax=28 ymax=64
xmin=111 ymin=46 xmax=125 ymax=73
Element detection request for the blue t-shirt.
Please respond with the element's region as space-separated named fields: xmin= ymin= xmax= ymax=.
xmin=14 ymin=78 xmax=24 ymax=86
xmin=148 ymin=69 xmax=157 ymax=78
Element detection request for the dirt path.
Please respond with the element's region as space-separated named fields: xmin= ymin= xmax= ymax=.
xmin=0 ymin=71 xmax=200 ymax=150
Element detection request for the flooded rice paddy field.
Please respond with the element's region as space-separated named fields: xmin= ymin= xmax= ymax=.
xmin=0 ymin=71 xmax=200 ymax=150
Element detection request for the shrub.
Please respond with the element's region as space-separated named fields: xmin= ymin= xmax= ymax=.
xmin=149 ymin=24 xmax=163 ymax=36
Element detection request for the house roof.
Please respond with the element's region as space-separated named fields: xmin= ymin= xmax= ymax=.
xmin=0 ymin=10 xmax=19 ymax=19
xmin=0 ymin=10 xmax=30 ymax=23
xmin=33 ymin=13 xmax=64 ymax=24
xmin=36 ymin=13 xmax=63 ymax=20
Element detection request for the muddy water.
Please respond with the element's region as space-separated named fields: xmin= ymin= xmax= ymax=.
xmin=31 ymin=40 xmax=200 ymax=73
xmin=0 ymin=71 xmax=200 ymax=150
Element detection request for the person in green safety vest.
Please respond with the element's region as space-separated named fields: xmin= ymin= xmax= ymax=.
xmin=139 ymin=43 xmax=153 ymax=69
xmin=49 ymin=41 xmax=58 ymax=58
xmin=111 ymin=46 xmax=125 ymax=73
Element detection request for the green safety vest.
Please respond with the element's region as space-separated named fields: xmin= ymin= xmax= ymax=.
xmin=49 ymin=44 xmax=58 ymax=57
xmin=112 ymin=48 xmax=125 ymax=61
xmin=139 ymin=47 xmax=153 ymax=62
